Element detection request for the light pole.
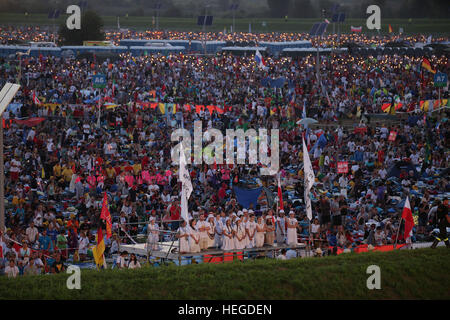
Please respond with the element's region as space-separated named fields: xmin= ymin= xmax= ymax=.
xmin=0 ymin=83 xmax=21 ymax=231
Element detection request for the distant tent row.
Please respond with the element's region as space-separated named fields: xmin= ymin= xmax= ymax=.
xmin=348 ymin=46 xmax=433 ymax=56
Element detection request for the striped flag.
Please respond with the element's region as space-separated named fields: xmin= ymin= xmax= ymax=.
xmin=303 ymin=137 xmax=315 ymax=220
xmin=402 ymin=197 xmax=414 ymax=240
xmin=351 ymin=26 xmax=362 ymax=32
xmin=32 ymin=91 xmax=41 ymax=105
xmin=277 ymin=172 xmax=284 ymax=211
xmin=421 ymin=58 xmax=436 ymax=74
xmin=179 ymin=147 xmax=192 ymax=224
xmin=388 ymin=24 xmax=393 ymax=33
xmin=255 ymin=49 xmax=266 ymax=69
xmin=92 ymin=227 xmax=106 ymax=269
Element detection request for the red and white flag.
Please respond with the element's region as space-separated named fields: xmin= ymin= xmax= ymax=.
xmin=402 ymin=196 xmax=414 ymax=239
xmin=32 ymin=91 xmax=41 ymax=105
xmin=351 ymin=26 xmax=362 ymax=33
xmin=277 ymin=172 xmax=284 ymax=211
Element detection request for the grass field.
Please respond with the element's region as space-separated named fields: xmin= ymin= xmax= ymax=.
xmin=1 ymin=13 xmax=450 ymax=35
xmin=0 ymin=248 xmax=448 ymax=300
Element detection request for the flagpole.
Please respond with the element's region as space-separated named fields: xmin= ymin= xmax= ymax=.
xmin=394 ymin=216 xmax=402 ymax=249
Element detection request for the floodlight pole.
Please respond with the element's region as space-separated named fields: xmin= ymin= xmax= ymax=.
xmin=316 ymin=34 xmax=320 ymax=88
xmin=233 ymin=8 xmax=236 ymax=33
xmin=203 ymin=5 xmax=208 ymax=55
xmin=156 ymin=5 xmax=160 ymax=30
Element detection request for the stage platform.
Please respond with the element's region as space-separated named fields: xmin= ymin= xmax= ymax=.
xmin=121 ymin=241 xmax=307 ymax=262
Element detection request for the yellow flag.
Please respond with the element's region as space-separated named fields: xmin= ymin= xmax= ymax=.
xmin=158 ymin=103 xmax=166 ymax=114
xmin=92 ymin=228 xmax=105 ymax=268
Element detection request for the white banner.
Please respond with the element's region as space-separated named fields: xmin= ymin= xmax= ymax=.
xmin=303 ymin=138 xmax=315 ymax=220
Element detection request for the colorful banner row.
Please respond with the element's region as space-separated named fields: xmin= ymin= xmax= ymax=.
xmin=419 ymin=99 xmax=449 ymax=112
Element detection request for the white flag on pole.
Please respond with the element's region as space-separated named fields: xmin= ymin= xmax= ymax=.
xmin=303 ymin=137 xmax=315 ymax=220
xmin=179 ymin=148 xmax=192 ymax=223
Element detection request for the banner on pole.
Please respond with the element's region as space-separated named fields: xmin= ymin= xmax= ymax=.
xmin=337 ymin=161 xmax=348 ymax=174
xmin=388 ymin=131 xmax=397 ymax=141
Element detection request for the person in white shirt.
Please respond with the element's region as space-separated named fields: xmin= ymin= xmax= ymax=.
xmin=233 ymin=218 xmax=246 ymax=250
xmin=189 ymin=219 xmax=201 ymax=253
xmin=26 ymin=222 xmax=39 ymax=244
xmin=196 ymin=214 xmax=210 ymax=251
xmin=277 ymin=249 xmax=287 ymax=260
xmin=5 ymin=260 xmax=19 ymax=278
xmin=147 ymin=218 xmax=160 ymax=251
xmin=78 ymin=231 xmax=89 ymax=261
xmin=177 ymin=220 xmax=190 ymax=253
xmin=378 ymin=167 xmax=387 ymax=180
xmin=207 ymin=214 xmax=216 ymax=248
xmin=128 ymin=254 xmax=141 ymax=269
xmin=286 ymin=211 xmax=299 ymax=246
xmin=116 ymin=251 xmax=128 ymax=269
xmin=245 ymin=214 xmax=257 ymax=248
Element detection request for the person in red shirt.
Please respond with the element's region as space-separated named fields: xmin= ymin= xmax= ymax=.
xmin=218 ymin=183 xmax=227 ymax=203
xmin=169 ymin=200 xmax=181 ymax=231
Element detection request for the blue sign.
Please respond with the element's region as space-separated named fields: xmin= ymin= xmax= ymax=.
xmin=434 ymin=72 xmax=448 ymax=87
xmin=92 ymin=74 xmax=106 ymax=88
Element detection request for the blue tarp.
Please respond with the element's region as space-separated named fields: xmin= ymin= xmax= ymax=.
xmin=233 ymin=186 xmax=262 ymax=209
xmin=261 ymin=77 xmax=286 ymax=88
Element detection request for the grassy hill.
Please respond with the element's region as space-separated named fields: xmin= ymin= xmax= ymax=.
xmin=1 ymin=13 xmax=450 ymax=35
xmin=0 ymin=248 xmax=449 ymax=299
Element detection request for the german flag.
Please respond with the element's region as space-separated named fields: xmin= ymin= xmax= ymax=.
xmin=92 ymin=227 xmax=105 ymax=269
xmin=421 ymin=58 xmax=436 ymax=74
xmin=388 ymin=24 xmax=393 ymax=33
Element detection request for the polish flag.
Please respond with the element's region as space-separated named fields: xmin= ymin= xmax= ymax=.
xmin=32 ymin=91 xmax=41 ymax=105
xmin=255 ymin=49 xmax=266 ymax=69
xmin=402 ymin=197 xmax=414 ymax=239
xmin=277 ymin=173 xmax=284 ymax=211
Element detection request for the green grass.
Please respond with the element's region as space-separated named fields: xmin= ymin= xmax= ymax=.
xmin=1 ymin=13 xmax=450 ymax=35
xmin=0 ymin=248 xmax=449 ymax=299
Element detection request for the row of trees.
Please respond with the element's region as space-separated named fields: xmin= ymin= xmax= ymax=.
xmin=1 ymin=0 xmax=448 ymax=18
xmin=267 ymin=0 xmax=450 ymax=19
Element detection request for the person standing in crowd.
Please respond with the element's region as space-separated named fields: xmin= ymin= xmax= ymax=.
xmin=207 ymin=214 xmax=216 ymax=248
xmin=222 ymin=219 xmax=234 ymax=251
xmin=233 ymin=218 xmax=246 ymax=250
xmin=246 ymin=214 xmax=257 ymax=249
xmin=431 ymin=200 xmax=450 ymax=248
xmin=196 ymin=214 xmax=210 ymax=251
xmin=286 ymin=211 xmax=299 ymax=246
xmin=214 ymin=213 xmax=223 ymax=249
xmin=78 ymin=230 xmax=89 ymax=261
xmin=265 ymin=215 xmax=276 ymax=246
xmin=276 ymin=210 xmax=287 ymax=246
xmin=177 ymin=220 xmax=190 ymax=254
xmin=147 ymin=217 xmax=160 ymax=251
xmin=188 ymin=219 xmax=201 ymax=253
xmin=255 ymin=216 xmax=266 ymax=248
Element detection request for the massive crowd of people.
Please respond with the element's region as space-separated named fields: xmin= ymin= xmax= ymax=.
xmin=0 ymin=29 xmax=449 ymax=277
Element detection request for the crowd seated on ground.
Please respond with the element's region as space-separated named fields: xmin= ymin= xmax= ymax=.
xmin=0 ymin=29 xmax=449 ymax=277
